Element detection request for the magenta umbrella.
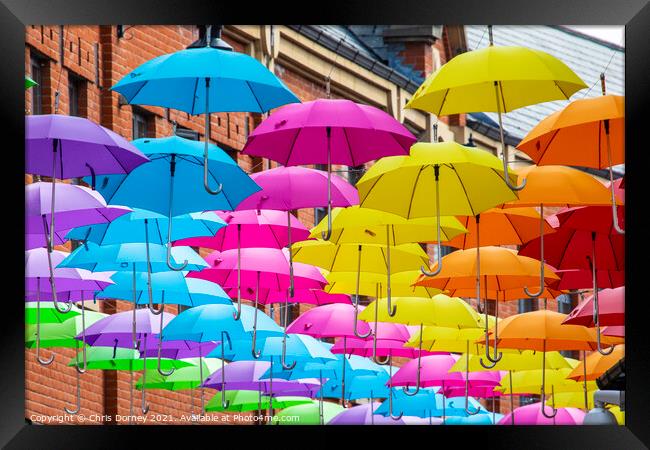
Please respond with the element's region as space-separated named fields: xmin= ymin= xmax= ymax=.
xmin=603 ymin=325 xmax=624 ymax=338
xmin=223 ymin=287 xmax=352 ymax=307
xmin=233 ymin=165 xmax=358 ymax=306
xmin=389 ymin=354 xmax=460 ymax=391
xmin=241 ymin=98 xmax=415 ymax=240
xmin=26 ymin=182 xmax=130 ymax=311
xmin=188 ymin=247 xmax=326 ymax=361
xmin=25 ymin=248 xmax=114 ymax=366
xmin=328 ymin=402 xmax=436 ymax=425
xmin=286 ymin=303 xmax=372 ymax=406
xmin=497 ymin=402 xmax=585 ymax=425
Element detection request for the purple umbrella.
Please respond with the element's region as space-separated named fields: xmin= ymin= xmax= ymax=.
xmin=76 ymin=308 xmax=175 ymax=414
xmin=241 ymin=99 xmax=416 ymax=240
xmin=139 ymin=339 xmax=219 ymax=360
xmin=26 ymin=181 xmax=130 ymax=311
xmin=26 ymin=114 xmax=147 ymax=308
xmin=25 ymin=248 xmax=114 ymax=366
xmin=328 ymin=402 xmax=438 ymax=425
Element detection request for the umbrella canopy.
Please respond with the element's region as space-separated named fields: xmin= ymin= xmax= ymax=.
xmin=205 ymin=390 xmax=310 ymax=413
xmin=497 ymin=402 xmax=585 ymax=425
xmin=566 ymin=345 xmax=625 ymax=382
xmin=25 ymin=302 xmax=81 ymax=325
xmin=322 ymin=368 xmax=392 ymax=401
xmin=111 ymin=43 xmax=299 ymax=114
xmin=66 ymin=209 xmax=226 ymax=245
xmin=309 ymin=206 xmax=468 ymax=245
xmin=68 ymin=346 xmax=192 ymax=371
xmin=563 ymin=287 xmax=624 ymax=327
xmin=554 ymin=268 xmax=625 ymax=291
xmin=445 ymin=207 xmax=554 ymax=249
xmin=324 ymin=271 xmax=441 ymax=298
xmin=268 ymin=400 xmax=344 ymax=425
xmin=517 ymin=94 xmax=624 ymax=169
xmin=374 ymin=388 xmax=488 ymax=419
xmin=234 ymin=166 xmax=359 ymax=211
xmin=25 ymin=310 xmax=107 ymax=348
xmin=225 ymin=287 xmax=352 ymax=306
xmin=135 ymin=357 xmax=223 ymax=391
xmin=404 ymin=45 xmax=586 ymax=116
xmin=496 ymin=367 xmax=596 ymax=394
xmin=328 ymin=402 xmax=421 ymax=425
xmin=389 ymin=354 xmax=460 ymax=389
xmin=174 ymin=209 xmax=309 ymax=250
xmin=222 ymin=333 xmax=337 ymax=366
xmin=285 ymin=304 xmax=372 ymax=339
xmin=25 ymin=75 xmax=37 ymax=89
xmin=26 ymin=182 xmax=131 ymax=245
xmin=449 ymin=350 xmax=572 ymax=373
xmin=25 ymin=114 xmax=148 ymax=178
xmin=554 ymin=205 xmax=625 ymax=236
xmin=138 ymin=339 xmax=219 ymax=360
xmin=242 ymin=99 xmax=415 ymax=166
xmin=602 ymin=325 xmax=625 ymax=338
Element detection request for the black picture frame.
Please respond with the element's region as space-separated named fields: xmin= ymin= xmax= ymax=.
xmin=2 ymin=0 xmax=649 ymax=448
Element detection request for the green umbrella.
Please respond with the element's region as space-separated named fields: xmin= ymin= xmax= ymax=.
xmin=206 ymin=390 xmax=311 ymax=413
xmin=68 ymin=346 xmax=193 ymax=371
xmin=268 ymin=400 xmax=344 ymax=425
xmin=25 ymin=75 xmax=37 ymax=90
xmin=135 ymin=357 xmax=223 ymax=391
xmin=25 ymin=302 xmax=82 ymax=325
xmin=25 ymin=310 xmax=107 ymax=348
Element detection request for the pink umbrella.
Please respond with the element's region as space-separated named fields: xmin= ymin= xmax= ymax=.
xmin=563 ymin=286 xmax=624 ymax=328
xmin=442 ymin=385 xmax=505 ymax=398
xmin=389 ymin=354 xmax=460 ymax=394
xmin=189 ymin=247 xmax=326 ymax=362
xmin=286 ymin=303 xmax=372 ymax=406
xmin=241 ymin=99 xmax=416 ymax=239
xmin=603 ymin=325 xmax=624 ymax=338
xmin=497 ymin=402 xmax=585 ymax=425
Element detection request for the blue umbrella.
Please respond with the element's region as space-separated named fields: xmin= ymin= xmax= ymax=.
xmin=110 ymin=25 xmax=299 ymax=194
xmin=321 ymin=367 xmax=391 ymax=402
xmin=444 ymin=413 xmax=503 ymax=425
xmin=88 ymin=136 xmax=260 ymax=270
xmin=66 ymin=208 xmax=226 ymax=313
xmin=374 ymin=388 xmax=489 ymax=420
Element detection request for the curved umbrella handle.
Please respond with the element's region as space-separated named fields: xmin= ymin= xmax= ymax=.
xmin=35 ymin=285 xmax=56 ymax=365
xmin=280 ymin=327 xmax=296 ymax=370
xmin=220 ymin=332 xmax=230 ymax=409
xmin=156 ymin=310 xmax=175 ymax=376
xmin=539 ymin=341 xmax=557 ymax=418
xmin=166 ymin=226 xmax=188 ymax=271
xmin=388 ymin=359 xmax=404 ymax=420
xmin=372 ymin=294 xmax=390 ymax=365
xmin=493 ymin=81 xmax=526 ymax=191
xmin=600 ymin=75 xmax=624 ymax=235
xmin=64 ymin=357 xmax=82 ymax=415
xmin=403 ymin=324 xmax=423 ymax=396
xmin=36 ymin=346 xmax=55 ymax=366
xmin=202 ymin=77 xmax=223 ymax=195
xmin=385 ymin=230 xmax=397 ymax=317
xmin=353 ymin=246 xmax=372 ymax=339
xmin=143 ymin=219 xmax=163 ymax=315
xmin=233 ymin=226 xmax=243 ymax=321
xmin=141 ymin=336 xmax=150 ymax=415
xmin=540 ymin=387 xmax=558 ymax=419
xmin=588 ymin=233 xmax=616 ymax=356
xmin=321 ymin=126 xmax=333 ymax=241
xmin=251 ymin=273 xmax=262 ymax=359
xmin=464 ymin=341 xmax=480 ymax=415
xmin=287 ymin=212 xmax=295 ymax=298
xmin=480 ymin=301 xmax=502 ymax=368
xmin=475 ymin=215 xmax=485 ymax=315
xmin=524 ymin=205 xmax=545 ymax=298
xmin=165 ymin=154 xmax=188 ymax=271
xmin=421 ymin=165 xmax=443 ymax=277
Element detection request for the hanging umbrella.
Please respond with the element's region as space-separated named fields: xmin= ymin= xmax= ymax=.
xmin=26 ymin=114 xmax=148 ymax=300
xmin=548 ymin=390 xmax=597 ymax=410
xmin=309 ymin=205 xmax=467 ymax=316
xmin=111 ymin=24 xmax=299 ymax=194
xmin=566 ymin=345 xmax=625 ymax=382
xmin=324 ymin=270 xmax=442 ymax=299
xmin=504 ymin=164 xmax=618 ymax=300
xmin=496 ymin=366 xmax=596 ymax=395
xmin=554 ymin=268 xmax=624 ymax=292
xmin=135 ymin=357 xmax=222 ymax=391
xmin=563 ymin=287 xmax=624 ymax=328
xmin=374 ymin=387 xmax=488 ymax=420
xmin=24 ymin=302 xmax=81 ymax=325
xmin=25 ymin=182 xmax=129 ymax=311
xmin=205 ymin=390 xmax=310 ymax=413
xmin=414 ymin=246 xmax=559 ymax=366
xmin=189 ymin=247 xmax=325 ymax=358
xmin=25 ymin=75 xmax=37 ymax=89
xmin=602 ymin=325 xmax=625 ymax=338
xmin=225 ymin=287 xmax=352 ymax=307
xmin=25 ymin=248 xmax=113 ymax=366
xmin=139 ymin=339 xmax=219 ymax=360
xmin=242 ymin=98 xmax=415 ymax=239
xmin=89 ymin=136 xmax=260 ymax=274
xmin=356 ymin=141 xmax=518 ymax=278
xmin=497 ymin=402 xmax=586 ymax=425
xmin=328 ymin=402 xmax=427 ymax=425
xmin=321 ymin=365 xmax=391 ymax=404
xmin=404 ymin=24 xmax=586 ymax=190
xmin=445 ymin=207 xmax=554 ymax=249
xmin=477 ymin=309 xmax=619 ymax=418
xmin=268 ymin=400 xmax=345 ymax=425
xmin=517 ymin=88 xmax=624 ymax=233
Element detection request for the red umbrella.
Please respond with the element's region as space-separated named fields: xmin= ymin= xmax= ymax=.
xmin=553 ymin=269 xmax=624 ymax=291
xmin=563 ymin=287 xmax=624 ymax=327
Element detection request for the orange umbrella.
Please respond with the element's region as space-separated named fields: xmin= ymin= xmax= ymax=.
xmin=517 ymin=74 xmax=624 ymax=235
xmin=445 ymin=207 xmax=555 ymax=249
xmin=566 ymin=345 xmax=624 ymax=382
xmin=476 ymin=309 xmax=619 ymax=418
xmin=414 ymin=246 xmax=559 ymax=368
xmin=503 ymin=164 xmax=617 ymax=299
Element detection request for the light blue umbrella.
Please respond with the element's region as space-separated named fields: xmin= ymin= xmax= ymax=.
xmin=110 ymin=24 xmax=299 ymax=195
xmin=322 ymin=367 xmax=391 ymax=402
xmin=88 ymin=136 xmax=259 ymax=272
xmin=444 ymin=413 xmax=503 ymax=425
xmin=375 ymin=388 xmax=489 ymax=421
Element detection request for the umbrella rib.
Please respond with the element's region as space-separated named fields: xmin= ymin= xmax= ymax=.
xmin=553 ymin=81 xmax=570 ymax=101
xmin=450 ymin=165 xmax=475 ymax=217
xmin=342 ymin=127 xmax=355 ymax=166
xmin=284 ymin=129 xmax=302 ymax=166
xmin=406 ymin=167 xmax=424 ymax=219
xmin=438 ymin=89 xmax=450 ymax=117
xmin=245 ymin=81 xmax=265 ymax=114
xmin=106 ymin=144 xmax=130 ymax=174
xmin=537 ymin=129 xmax=561 ymax=166
xmin=598 ymin=121 xmax=603 ymax=169
xmin=498 ymin=82 xmax=507 ymax=112
xmin=190 ymin=78 xmax=199 ymax=115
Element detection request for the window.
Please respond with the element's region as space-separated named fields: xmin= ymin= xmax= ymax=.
xmin=68 ymin=73 xmax=86 ymax=117
xmin=132 ymin=107 xmax=152 ymax=140
xmin=314 ymin=164 xmax=328 ymax=225
xmin=175 ymin=125 xmax=199 ymax=141
xmin=518 ymin=297 xmax=538 ymax=314
xmin=347 ymin=164 xmax=365 ymax=187
xmin=30 ymin=55 xmax=46 ymax=115
xmin=557 ymin=294 xmax=573 ymax=314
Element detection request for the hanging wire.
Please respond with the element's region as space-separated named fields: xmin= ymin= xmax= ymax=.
xmin=581 ymin=50 xmax=618 ymax=99
xmin=53 ymin=26 xmax=67 ymax=114
xmin=473 ymin=26 xmax=489 ymax=50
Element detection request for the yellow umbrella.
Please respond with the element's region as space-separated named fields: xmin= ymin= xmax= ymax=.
xmin=310 ymin=206 xmax=467 ymax=316
xmin=291 ymin=240 xmax=428 ymax=337
xmin=356 ymin=141 xmax=518 ymax=278
xmin=324 ymin=270 xmax=441 ymax=298
xmin=549 ymin=390 xmax=597 ymax=410
xmin=404 ymin=25 xmax=586 ymax=190
xmin=497 ymin=367 xmax=597 ymax=395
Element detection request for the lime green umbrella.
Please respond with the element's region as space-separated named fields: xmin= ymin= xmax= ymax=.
xmin=25 ymin=302 xmax=82 ymax=325
xmin=25 ymin=75 xmax=37 ymax=90
xmin=68 ymin=346 xmax=193 ymax=371
xmin=25 ymin=310 xmax=107 ymax=348
xmin=206 ymin=390 xmax=311 ymax=413
xmin=135 ymin=357 xmax=222 ymax=391
xmin=268 ymin=400 xmax=345 ymax=425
